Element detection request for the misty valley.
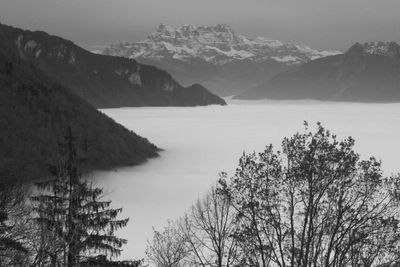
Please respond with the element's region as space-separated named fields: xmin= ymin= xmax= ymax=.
xmin=97 ymin=99 xmax=400 ymax=260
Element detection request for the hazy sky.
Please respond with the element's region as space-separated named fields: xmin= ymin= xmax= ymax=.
xmin=1 ymin=0 xmax=399 ymax=51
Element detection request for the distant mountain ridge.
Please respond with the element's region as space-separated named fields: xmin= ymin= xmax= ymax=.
xmin=0 ymin=23 xmax=225 ymax=108
xmin=103 ymin=23 xmax=340 ymax=96
xmin=235 ymin=41 xmax=400 ymax=102
xmin=104 ymin=23 xmax=339 ymax=66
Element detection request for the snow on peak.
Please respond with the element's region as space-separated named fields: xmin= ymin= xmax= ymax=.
xmin=361 ymin=41 xmax=400 ymax=56
xmin=206 ymin=24 xmax=234 ymax=33
xmin=103 ymin=24 xmax=342 ymax=65
xmin=345 ymin=41 xmax=400 ymax=60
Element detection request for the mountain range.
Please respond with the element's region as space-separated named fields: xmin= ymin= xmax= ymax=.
xmin=236 ymin=41 xmax=400 ymax=102
xmin=2 ymin=21 xmax=400 ymax=182
xmin=0 ymin=23 xmax=225 ymax=108
xmin=103 ymin=24 xmax=340 ymax=96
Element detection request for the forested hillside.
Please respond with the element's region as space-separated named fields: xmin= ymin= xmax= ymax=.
xmin=0 ymin=23 xmax=226 ymax=108
xmin=0 ymin=33 xmax=158 ymax=182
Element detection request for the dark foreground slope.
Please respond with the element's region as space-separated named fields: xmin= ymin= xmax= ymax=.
xmin=0 ymin=35 xmax=158 ymax=183
xmin=236 ymin=42 xmax=400 ymax=102
xmin=0 ymin=23 xmax=225 ymax=108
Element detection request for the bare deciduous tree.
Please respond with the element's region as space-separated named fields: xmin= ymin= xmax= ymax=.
xmin=146 ymin=187 xmax=239 ymax=267
xmin=0 ymin=182 xmax=29 ymax=265
xmin=219 ymin=122 xmax=400 ymax=267
xmin=180 ymin=187 xmax=239 ymax=267
xmin=146 ymin=220 xmax=188 ymax=267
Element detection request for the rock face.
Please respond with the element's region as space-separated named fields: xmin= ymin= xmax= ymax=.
xmin=0 ymin=23 xmax=225 ymax=108
xmin=103 ymin=23 xmax=340 ymax=96
xmin=0 ymin=25 xmax=160 ymax=182
xmin=235 ymin=42 xmax=400 ymax=102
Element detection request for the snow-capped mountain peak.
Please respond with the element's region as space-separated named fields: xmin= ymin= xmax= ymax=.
xmin=347 ymin=41 xmax=400 ymax=58
xmin=362 ymin=41 xmax=400 ymax=57
xmin=103 ymin=24 xmax=341 ymax=66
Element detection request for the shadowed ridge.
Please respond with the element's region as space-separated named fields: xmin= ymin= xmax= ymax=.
xmin=0 ymin=22 xmax=225 ymax=108
xmin=235 ymin=42 xmax=400 ymax=102
xmin=0 ymin=26 xmax=159 ymax=183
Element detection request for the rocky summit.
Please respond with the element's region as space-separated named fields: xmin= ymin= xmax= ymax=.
xmin=104 ymin=23 xmax=339 ymax=66
xmin=103 ymin=24 xmax=340 ymax=96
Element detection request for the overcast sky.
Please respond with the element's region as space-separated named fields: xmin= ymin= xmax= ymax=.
xmin=1 ymin=0 xmax=399 ymax=51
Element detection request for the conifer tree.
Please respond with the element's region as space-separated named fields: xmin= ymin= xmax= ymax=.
xmin=32 ymin=128 xmax=129 ymax=266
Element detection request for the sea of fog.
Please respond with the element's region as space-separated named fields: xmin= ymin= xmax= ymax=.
xmin=95 ymin=99 xmax=400 ymax=260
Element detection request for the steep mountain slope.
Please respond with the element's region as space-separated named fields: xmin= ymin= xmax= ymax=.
xmin=0 ymin=23 xmax=225 ymax=108
xmin=235 ymin=42 xmax=400 ymax=102
xmin=103 ymin=24 xmax=340 ymax=96
xmin=0 ymin=29 xmax=159 ymax=183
